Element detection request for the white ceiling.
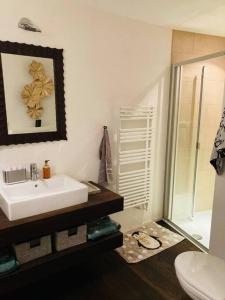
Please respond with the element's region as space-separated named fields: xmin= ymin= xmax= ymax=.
xmin=77 ymin=0 xmax=225 ymax=36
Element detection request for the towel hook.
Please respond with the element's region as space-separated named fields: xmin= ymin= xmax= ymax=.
xmin=103 ymin=126 xmax=107 ymax=129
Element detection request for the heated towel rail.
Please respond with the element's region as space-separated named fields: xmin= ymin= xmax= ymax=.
xmin=117 ymin=106 xmax=155 ymax=209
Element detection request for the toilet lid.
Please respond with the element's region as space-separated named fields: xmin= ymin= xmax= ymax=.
xmin=175 ymin=251 xmax=225 ymax=300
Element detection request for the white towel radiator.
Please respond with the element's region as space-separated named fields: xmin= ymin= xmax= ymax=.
xmin=117 ymin=106 xmax=155 ymax=209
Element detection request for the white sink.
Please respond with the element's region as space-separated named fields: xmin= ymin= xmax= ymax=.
xmin=0 ymin=175 xmax=88 ymax=221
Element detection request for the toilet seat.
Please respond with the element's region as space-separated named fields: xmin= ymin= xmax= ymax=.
xmin=176 ymin=269 xmax=211 ymax=300
xmin=175 ymin=251 xmax=225 ymax=300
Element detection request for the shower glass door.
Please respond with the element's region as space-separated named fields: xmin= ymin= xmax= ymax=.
xmin=169 ymin=62 xmax=203 ymax=222
xmin=166 ymin=53 xmax=225 ymax=249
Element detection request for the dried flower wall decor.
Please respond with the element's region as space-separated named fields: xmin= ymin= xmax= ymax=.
xmin=21 ymin=60 xmax=54 ymax=124
xmin=0 ymin=41 xmax=66 ymax=145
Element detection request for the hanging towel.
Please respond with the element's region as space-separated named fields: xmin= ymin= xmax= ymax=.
xmin=210 ymin=108 xmax=225 ymax=174
xmin=98 ymin=126 xmax=113 ymax=186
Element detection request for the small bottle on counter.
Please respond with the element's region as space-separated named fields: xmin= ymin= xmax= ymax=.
xmin=43 ymin=160 xmax=51 ymax=179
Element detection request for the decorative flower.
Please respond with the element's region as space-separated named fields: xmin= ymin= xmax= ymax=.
xmin=33 ymin=76 xmax=54 ymax=98
xmin=29 ymin=60 xmax=45 ymax=80
xmin=27 ymin=104 xmax=43 ymax=119
xmin=21 ymin=83 xmax=42 ymax=108
xmin=22 ymin=60 xmax=54 ymax=122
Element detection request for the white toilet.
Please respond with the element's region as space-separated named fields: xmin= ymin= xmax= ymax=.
xmin=175 ymin=251 xmax=225 ymax=300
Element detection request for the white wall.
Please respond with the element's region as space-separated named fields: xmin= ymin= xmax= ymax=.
xmin=210 ymin=174 xmax=225 ymax=260
xmin=0 ymin=0 xmax=172 ymax=220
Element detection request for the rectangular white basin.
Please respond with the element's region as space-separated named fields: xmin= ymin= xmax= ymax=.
xmin=0 ymin=174 xmax=88 ymax=221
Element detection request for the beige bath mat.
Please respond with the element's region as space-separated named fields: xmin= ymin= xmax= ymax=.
xmin=116 ymin=222 xmax=184 ymax=263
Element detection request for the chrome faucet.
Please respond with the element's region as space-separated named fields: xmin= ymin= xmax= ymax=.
xmin=30 ymin=163 xmax=39 ymax=181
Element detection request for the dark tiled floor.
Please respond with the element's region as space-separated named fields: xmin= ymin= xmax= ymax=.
xmin=6 ymin=222 xmax=198 ymax=300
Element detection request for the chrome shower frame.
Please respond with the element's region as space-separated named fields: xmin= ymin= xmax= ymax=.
xmin=163 ymin=50 xmax=225 ymax=251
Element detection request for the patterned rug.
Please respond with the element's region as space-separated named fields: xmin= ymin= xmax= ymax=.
xmin=116 ymin=222 xmax=184 ymax=263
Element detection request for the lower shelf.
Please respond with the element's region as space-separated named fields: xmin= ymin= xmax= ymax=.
xmin=0 ymin=231 xmax=123 ymax=294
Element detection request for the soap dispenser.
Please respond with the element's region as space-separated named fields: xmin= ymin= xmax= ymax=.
xmin=43 ymin=160 xmax=51 ymax=179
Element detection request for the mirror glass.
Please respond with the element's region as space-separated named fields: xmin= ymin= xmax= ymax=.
xmin=1 ymin=53 xmax=57 ymax=134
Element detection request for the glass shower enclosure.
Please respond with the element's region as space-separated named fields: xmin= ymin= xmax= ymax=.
xmin=165 ymin=52 xmax=225 ymax=249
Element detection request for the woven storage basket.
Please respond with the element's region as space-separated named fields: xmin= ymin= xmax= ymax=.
xmin=55 ymin=225 xmax=87 ymax=251
xmin=13 ymin=235 xmax=52 ymax=264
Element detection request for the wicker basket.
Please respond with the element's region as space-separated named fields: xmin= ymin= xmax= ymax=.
xmin=55 ymin=225 xmax=87 ymax=251
xmin=13 ymin=235 xmax=52 ymax=264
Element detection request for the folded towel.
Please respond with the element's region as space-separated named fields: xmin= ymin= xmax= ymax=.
xmin=0 ymin=248 xmax=19 ymax=276
xmin=98 ymin=126 xmax=113 ymax=186
xmin=87 ymin=217 xmax=121 ymax=241
xmin=210 ymin=108 xmax=225 ymax=174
